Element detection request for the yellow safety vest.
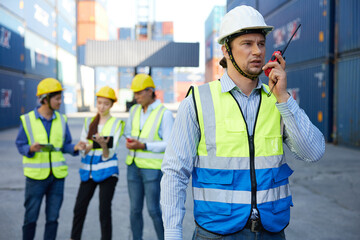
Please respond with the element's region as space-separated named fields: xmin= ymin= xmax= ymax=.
xmin=20 ymin=111 xmax=68 ymax=180
xmin=126 ymin=104 xmax=166 ymax=169
xmin=191 ymin=80 xmax=292 ymax=234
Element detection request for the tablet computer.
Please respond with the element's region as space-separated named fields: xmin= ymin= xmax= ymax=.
xmin=40 ymin=144 xmax=55 ymax=152
xmin=92 ymin=136 xmax=113 ymax=149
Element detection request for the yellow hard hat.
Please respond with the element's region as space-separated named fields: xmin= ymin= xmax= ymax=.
xmin=36 ymin=78 xmax=64 ymax=96
xmin=130 ymin=74 xmax=155 ymax=92
xmin=96 ymin=86 xmax=117 ymax=102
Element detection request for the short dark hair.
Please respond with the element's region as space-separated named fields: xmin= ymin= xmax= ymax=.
xmin=40 ymin=91 xmax=62 ymax=104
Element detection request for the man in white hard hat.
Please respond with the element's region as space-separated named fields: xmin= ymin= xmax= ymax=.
xmin=160 ymin=5 xmax=325 ymax=240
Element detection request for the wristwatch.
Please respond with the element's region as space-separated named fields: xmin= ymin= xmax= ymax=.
xmin=143 ymin=143 xmax=147 ymax=150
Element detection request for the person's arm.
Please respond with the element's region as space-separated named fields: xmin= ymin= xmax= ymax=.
xmin=15 ymin=124 xmax=35 ymax=158
xmin=62 ymin=122 xmax=80 ymax=156
xmin=146 ymin=110 xmax=174 ymax=152
xmin=161 ymin=96 xmax=200 ymax=239
xmin=277 ymin=96 xmax=325 ymax=162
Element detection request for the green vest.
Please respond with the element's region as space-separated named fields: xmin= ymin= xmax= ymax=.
xmin=126 ymin=104 xmax=166 ymax=169
xmin=20 ymin=111 xmax=68 ymax=180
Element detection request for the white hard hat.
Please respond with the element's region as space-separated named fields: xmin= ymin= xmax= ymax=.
xmin=217 ymin=5 xmax=273 ymax=44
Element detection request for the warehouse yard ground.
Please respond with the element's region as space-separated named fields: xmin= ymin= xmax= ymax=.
xmin=0 ymin=114 xmax=359 ymax=240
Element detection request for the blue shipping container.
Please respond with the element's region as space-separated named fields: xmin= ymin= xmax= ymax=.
xmin=227 ymin=0 xmax=256 ymax=12
xmin=95 ymin=67 xmax=118 ymax=91
xmin=264 ymin=0 xmax=332 ymax=65
xmin=337 ymin=0 xmax=360 ymax=53
xmin=118 ymin=27 xmax=133 ymax=40
xmin=25 ymin=0 xmax=56 ymax=43
xmin=205 ymin=6 xmax=225 ymax=40
xmin=57 ymin=0 xmax=76 ymax=26
xmin=0 ymin=7 xmax=25 ymax=72
xmin=336 ymin=55 xmax=360 ymax=147
xmin=163 ymin=91 xmax=174 ymax=103
xmin=63 ymin=84 xmax=77 ymax=114
xmin=25 ymin=30 xmax=57 ymax=78
xmin=0 ymin=70 xmax=40 ymax=129
xmin=57 ymin=15 xmax=76 ymax=55
xmin=262 ymin=60 xmax=333 ymax=141
xmin=77 ymin=44 xmax=85 ymax=65
xmin=0 ymin=0 xmax=24 ymax=19
xmin=118 ymin=67 xmax=134 ymax=88
xmin=258 ymin=0 xmax=288 ymax=17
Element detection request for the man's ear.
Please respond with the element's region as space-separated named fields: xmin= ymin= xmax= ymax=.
xmin=221 ymin=45 xmax=229 ymax=59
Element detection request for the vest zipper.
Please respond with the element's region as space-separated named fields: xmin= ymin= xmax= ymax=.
xmin=229 ymin=90 xmax=262 ymax=219
xmin=248 ymin=135 xmax=257 ymax=213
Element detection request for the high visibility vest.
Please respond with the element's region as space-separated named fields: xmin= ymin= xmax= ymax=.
xmin=126 ymin=104 xmax=166 ymax=169
xmin=20 ymin=111 xmax=68 ymax=180
xmin=191 ymin=80 xmax=293 ymax=234
xmin=80 ymin=117 xmax=124 ymax=182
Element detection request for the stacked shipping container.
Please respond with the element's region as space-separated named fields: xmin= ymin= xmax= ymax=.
xmin=0 ymin=0 xmax=77 ymax=129
xmin=204 ymin=6 xmax=225 ymax=83
xmin=225 ymin=0 xmax=360 ymax=147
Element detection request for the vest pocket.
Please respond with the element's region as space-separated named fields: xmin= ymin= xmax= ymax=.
xmin=265 ymin=135 xmax=283 ymax=155
xmin=272 ymin=163 xmax=293 ymax=185
xmin=272 ymin=195 xmax=293 ymax=214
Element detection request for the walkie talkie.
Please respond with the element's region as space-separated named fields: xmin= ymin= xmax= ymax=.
xmin=265 ymin=24 xmax=301 ymax=97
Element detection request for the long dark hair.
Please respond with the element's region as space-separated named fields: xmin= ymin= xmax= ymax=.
xmin=86 ymin=113 xmax=100 ymax=140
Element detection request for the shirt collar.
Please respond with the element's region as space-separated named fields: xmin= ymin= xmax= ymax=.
xmin=143 ymin=99 xmax=161 ymax=112
xmin=34 ymin=107 xmax=56 ymax=120
xmin=220 ymin=71 xmax=269 ymax=94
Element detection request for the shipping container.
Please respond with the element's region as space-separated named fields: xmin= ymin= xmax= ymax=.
xmin=0 ymin=70 xmax=40 ymax=129
xmin=57 ymin=15 xmax=76 ymax=55
xmin=77 ymin=22 xmax=109 ymax=45
xmin=95 ymin=66 xmax=118 ymax=91
xmin=261 ymin=59 xmax=333 ymax=141
xmin=77 ymin=44 xmax=85 ymax=65
xmin=57 ymin=0 xmax=76 ymax=26
xmin=162 ymin=22 xmax=173 ymax=35
xmin=25 ymin=0 xmax=56 ymax=43
xmin=163 ymin=91 xmax=174 ymax=103
xmin=118 ymin=88 xmax=134 ymax=112
xmin=155 ymin=90 xmax=164 ymax=103
xmin=57 ymin=47 xmax=77 ymax=86
xmin=24 ymin=30 xmax=57 ymax=78
xmin=78 ymin=64 xmax=95 ymax=110
xmin=0 ymin=7 xmax=25 ymax=72
xmin=158 ymin=34 xmax=173 ymax=41
xmin=0 ymin=0 xmax=25 ymax=19
xmin=258 ymin=0 xmax=288 ymax=17
xmin=205 ymin=58 xmax=224 ymax=83
xmin=337 ymin=0 xmax=360 ymax=53
xmin=118 ymin=67 xmax=134 ymax=89
xmin=62 ymin=84 xmax=77 ymax=113
xmin=336 ymin=55 xmax=360 ymax=147
xmin=227 ymin=0 xmax=256 ymax=12
xmin=152 ymin=22 xmax=163 ymax=40
xmin=77 ymin=1 xmax=108 ymax=29
xmin=205 ymin=32 xmax=222 ymax=63
xmin=175 ymin=81 xmax=202 ymax=102
xmin=118 ymin=27 xmax=134 ymax=40
xmin=264 ymin=0 xmax=332 ymax=65
xmin=205 ymin=6 xmax=225 ymax=40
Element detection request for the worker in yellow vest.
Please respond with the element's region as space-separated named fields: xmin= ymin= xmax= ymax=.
xmin=15 ymin=78 xmax=86 ymax=240
xmin=161 ymin=6 xmax=325 ymax=240
xmin=71 ymin=86 xmax=124 ymax=240
xmin=125 ymin=74 xmax=174 ymax=240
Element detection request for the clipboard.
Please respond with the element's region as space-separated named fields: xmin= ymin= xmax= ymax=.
xmin=92 ymin=136 xmax=113 ymax=149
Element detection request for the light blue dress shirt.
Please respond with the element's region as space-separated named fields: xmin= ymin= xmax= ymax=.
xmin=124 ymin=99 xmax=175 ymax=153
xmin=160 ymin=72 xmax=325 ymax=239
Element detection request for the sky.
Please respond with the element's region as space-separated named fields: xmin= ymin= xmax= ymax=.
xmin=107 ymin=0 xmax=227 ymax=73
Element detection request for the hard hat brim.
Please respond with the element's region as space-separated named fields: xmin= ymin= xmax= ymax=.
xmin=218 ymin=26 xmax=274 ymax=44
